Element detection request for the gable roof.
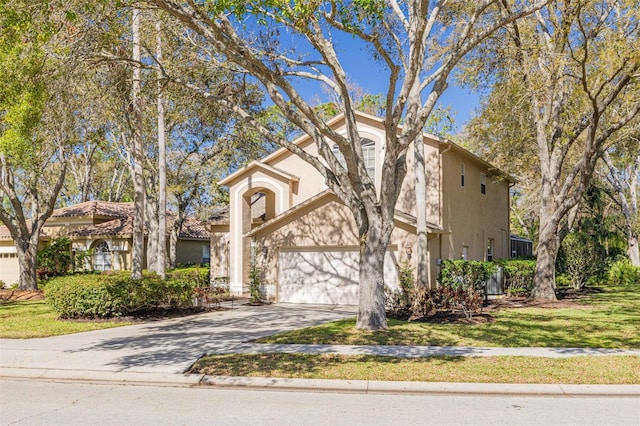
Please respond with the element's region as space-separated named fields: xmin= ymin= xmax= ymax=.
xmin=218 ymin=161 xmax=299 ymax=187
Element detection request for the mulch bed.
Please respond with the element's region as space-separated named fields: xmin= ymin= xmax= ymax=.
xmin=388 ymin=287 xmax=595 ymax=325
xmin=0 ymin=289 xmax=45 ymax=301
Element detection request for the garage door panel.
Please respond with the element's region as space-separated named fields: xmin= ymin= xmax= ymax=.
xmin=278 ymin=249 xmax=399 ymax=305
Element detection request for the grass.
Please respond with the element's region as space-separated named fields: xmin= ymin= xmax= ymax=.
xmin=256 ymin=283 xmax=640 ymax=349
xmin=190 ymin=353 xmax=640 ymax=384
xmin=0 ymin=300 xmax=133 ymax=338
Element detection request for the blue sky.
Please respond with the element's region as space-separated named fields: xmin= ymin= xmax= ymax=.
xmin=285 ymin=30 xmax=482 ymax=133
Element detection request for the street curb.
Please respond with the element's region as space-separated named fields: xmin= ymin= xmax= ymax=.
xmin=0 ymin=367 xmax=202 ymax=388
xmin=200 ymin=375 xmax=640 ymax=396
xmin=3 ymin=368 xmax=640 ymax=397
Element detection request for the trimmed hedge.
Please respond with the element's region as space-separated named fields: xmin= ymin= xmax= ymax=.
xmin=45 ymin=272 xmax=196 ymax=318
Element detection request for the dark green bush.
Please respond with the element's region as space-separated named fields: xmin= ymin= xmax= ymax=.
xmin=439 ymin=260 xmax=495 ymax=291
xmin=45 ymin=272 xmax=196 ymax=318
xmin=495 ymin=259 xmax=536 ymax=297
xmin=37 ymin=237 xmax=73 ymax=281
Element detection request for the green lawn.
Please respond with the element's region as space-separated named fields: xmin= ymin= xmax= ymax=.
xmin=256 ymin=284 xmax=640 ymax=348
xmin=190 ymin=353 xmax=640 ymax=384
xmin=191 ymin=284 xmax=640 ymax=384
xmin=0 ymin=300 xmax=133 ymax=338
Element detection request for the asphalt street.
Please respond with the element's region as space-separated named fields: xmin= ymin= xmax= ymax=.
xmin=2 ymin=379 xmax=639 ymax=426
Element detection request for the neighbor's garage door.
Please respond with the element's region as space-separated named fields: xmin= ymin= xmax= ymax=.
xmin=278 ymin=249 xmax=399 ymax=305
xmin=0 ymin=252 xmax=20 ymax=287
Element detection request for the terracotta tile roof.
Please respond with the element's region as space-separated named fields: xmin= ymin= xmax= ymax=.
xmin=52 ymin=201 xmax=134 ymax=219
xmin=2 ymin=202 xmax=209 ymax=241
xmin=0 ymin=225 xmax=13 ymax=240
xmin=208 ymin=205 xmax=230 ymax=225
xmin=178 ymin=216 xmax=210 ymax=239
xmin=68 ymin=217 xmax=133 ymax=237
xmin=67 ymin=214 xmax=209 ymax=240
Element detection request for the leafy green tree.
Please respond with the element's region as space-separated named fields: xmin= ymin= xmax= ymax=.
xmin=0 ymin=0 xmax=87 ymax=290
xmin=463 ymin=0 xmax=639 ymax=300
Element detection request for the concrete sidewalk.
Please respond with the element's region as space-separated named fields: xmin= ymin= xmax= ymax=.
xmin=2 ymin=303 xmax=639 ymax=395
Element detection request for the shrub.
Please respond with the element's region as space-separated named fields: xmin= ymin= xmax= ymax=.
xmin=562 ymin=233 xmax=606 ymax=289
xmin=166 ymin=266 xmax=210 ymax=287
xmin=398 ymin=260 xmax=493 ymax=320
xmin=495 ymin=259 xmax=536 ymax=297
xmin=438 ymin=260 xmax=495 ymax=292
xmin=37 ymin=237 xmax=73 ymax=281
xmin=248 ymin=259 xmax=262 ymax=303
xmin=45 ymin=272 xmax=197 ymax=318
xmin=608 ymin=259 xmax=640 ymax=285
xmin=385 ymin=261 xmax=414 ymax=316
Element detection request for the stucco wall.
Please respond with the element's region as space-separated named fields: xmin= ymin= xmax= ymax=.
xmin=254 ymin=199 xmax=419 ymax=294
xmin=175 ymin=240 xmax=209 ymax=266
xmin=440 ymin=148 xmax=510 ymax=262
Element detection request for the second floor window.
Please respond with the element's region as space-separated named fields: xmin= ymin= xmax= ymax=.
xmin=481 ymin=173 xmax=487 ymax=194
xmin=333 ymin=138 xmax=376 ymax=180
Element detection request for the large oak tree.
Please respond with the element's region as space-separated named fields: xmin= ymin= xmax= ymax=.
xmin=145 ymin=0 xmax=546 ymax=329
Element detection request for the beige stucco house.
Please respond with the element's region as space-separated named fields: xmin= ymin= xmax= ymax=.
xmin=0 ymin=201 xmax=210 ymax=286
xmin=208 ymin=111 xmax=512 ymax=304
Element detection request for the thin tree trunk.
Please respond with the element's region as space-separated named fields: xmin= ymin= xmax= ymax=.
xmin=145 ymin=193 xmax=159 ymax=272
xmin=414 ymin=135 xmax=428 ymax=288
xmin=169 ymin=224 xmax=178 ymax=269
xmin=131 ymin=6 xmax=145 ymax=280
xmin=628 ymin=235 xmax=640 ymax=266
xmin=156 ymin=18 xmax=167 ymax=279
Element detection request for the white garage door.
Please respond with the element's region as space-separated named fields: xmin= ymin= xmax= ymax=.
xmin=278 ymin=249 xmax=399 ymax=305
xmin=0 ymin=254 xmax=20 ymax=287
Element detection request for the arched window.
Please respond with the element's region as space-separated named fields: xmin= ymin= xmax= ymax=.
xmin=332 ymin=138 xmax=376 ymax=180
xmin=93 ymin=241 xmax=112 ymax=271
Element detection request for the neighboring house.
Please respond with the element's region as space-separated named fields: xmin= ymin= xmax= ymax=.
xmin=208 ymin=111 xmax=512 ymax=304
xmin=0 ymin=201 xmax=210 ymax=286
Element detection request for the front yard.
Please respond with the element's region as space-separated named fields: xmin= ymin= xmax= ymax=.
xmin=190 ymin=283 xmax=640 ymax=384
xmin=0 ymin=298 xmax=132 ymax=338
xmin=255 ymin=284 xmax=640 ymax=349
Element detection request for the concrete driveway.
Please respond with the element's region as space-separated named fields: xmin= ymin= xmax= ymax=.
xmin=0 ymin=303 xmax=357 ymax=375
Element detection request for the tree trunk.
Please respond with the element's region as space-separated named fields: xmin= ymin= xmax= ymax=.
xmin=131 ymin=7 xmax=145 ymax=280
xmin=145 ymin=194 xmax=159 ymax=272
xmin=530 ymin=209 xmax=559 ymax=301
xmin=628 ymin=234 xmax=640 ymax=267
xmin=169 ymin=224 xmax=178 ymax=269
xmin=355 ymin=219 xmax=391 ymax=330
xmin=414 ymin=136 xmax=429 ymax=288
xmin=15 ymin=238 xmax=38 ymax=291
xmin=156 ymin=18 xmax=167 ymax=279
